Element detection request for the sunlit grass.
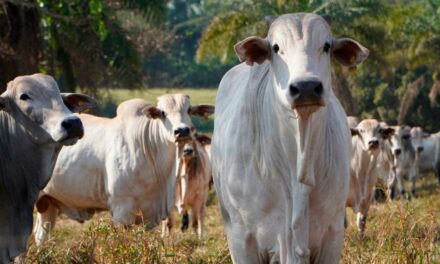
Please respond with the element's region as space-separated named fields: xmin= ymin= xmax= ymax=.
xmin=26 ymin=175 xmax=440 ymax=263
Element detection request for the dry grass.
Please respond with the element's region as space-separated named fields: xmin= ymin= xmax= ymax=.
xmin=27 ymin=88 xmax=439 ymax=263
xmin=26 ymin=175 xmax=440 ymax=263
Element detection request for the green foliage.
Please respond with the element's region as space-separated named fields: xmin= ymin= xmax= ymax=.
xmin=197 ymin=0 xmax=440 ymax=131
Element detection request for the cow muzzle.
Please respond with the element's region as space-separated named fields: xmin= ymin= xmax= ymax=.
xmin=368 ymin=139 xmax=379 ymax=151
xmin=290 ymin=80 xmax=325 ymax=112
xmin=393 ymin=148 xmax=402 ymax=156
xmin=174 ymin=127 xmax=191 ymax=142
xmin=417 ymin=146 xmax=424 ymax=153
xmin=59 ymin=117 xmax=84 ymax=145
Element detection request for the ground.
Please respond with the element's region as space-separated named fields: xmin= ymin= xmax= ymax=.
xmin=26 ymin=88 xmax=440 ymax=263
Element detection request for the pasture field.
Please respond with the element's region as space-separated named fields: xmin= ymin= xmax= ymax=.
xmin=26 ymin=88 xmax=440 ymax=263
xmin=27 ymin=175 xmax=440 ymax=263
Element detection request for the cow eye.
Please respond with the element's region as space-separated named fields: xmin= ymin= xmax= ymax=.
xmin=188 ymin=107 xmax=191 ymax=114
xmin=273 ymin=44 xmax=279 ymax=53
xmin=20 ymin=94 xmax=31 ymax=101
xmin=359 ymin=129 xmax=364 ymax=133
xmin=323 ymin=42 xmax=330 ymax=53
xmin=161 ymin=111 xmax=166 ymax=118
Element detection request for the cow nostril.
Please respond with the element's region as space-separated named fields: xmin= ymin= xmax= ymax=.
xmin=289 ymin=85 xmax=300 ymax=97
xmin=62 ymin=121 xmax=72 ymax=130
xmin=314 ymin=83 xmax=323 ymax=96
xmin=394 ymin=149 xmax=402 ymax=155
xmin=174 ymin=129 xmax=179 ymax=135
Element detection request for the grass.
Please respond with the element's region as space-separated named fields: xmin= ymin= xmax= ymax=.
xmin=26 ymin=175 xmax=440 ymax=263
xmin=26 ymin=88 xmax=440 ymax=263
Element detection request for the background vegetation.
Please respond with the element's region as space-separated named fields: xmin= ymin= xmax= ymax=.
xmin=1 ymin=0 xmax=439 ymax=130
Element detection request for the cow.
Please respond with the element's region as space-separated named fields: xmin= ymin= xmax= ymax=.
xmin=0 ymin=73 xmax=97 ymax=262
xmin=34 ymin=95 xmax=214 ymax=246
xmin=162 ymin=135 xmax=211 ymax=238
xmin=212 ymin=13 xmax=369 ymax=263
xmin=389 ymin=125 xmax=417 ymax=198
xmin=416 ymin=131 xmax=440 ymax=184
xmin=347 ymin=119 xmax=394 ymax=234
xmin=375 ymin=121 xmax=396 ymax=201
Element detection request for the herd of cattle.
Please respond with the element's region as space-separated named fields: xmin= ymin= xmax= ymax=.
xmin=1 ymin=12 xmax=439 ymax=264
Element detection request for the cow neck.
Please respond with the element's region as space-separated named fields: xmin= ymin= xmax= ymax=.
xmin=136 ymin=117 xmax=176 ymax=183
xmin=0 ymin=111 xmax=60 ymax=261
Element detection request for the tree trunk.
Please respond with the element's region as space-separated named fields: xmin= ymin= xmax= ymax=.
xmin=0 ymin=1 xmax=42 ymax=92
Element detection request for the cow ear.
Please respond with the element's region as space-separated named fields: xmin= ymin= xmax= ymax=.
xmin=61 ymin=93 xmax=98 ymax=114
xmin=234 ymin=36 xmax=271 ymax=66
xmin=332 ymin=38 xmax=369 ymax=68
xmin=190 ymin=104 xmax=215 ymax=118
xmin=350 ymin=128 xmax=359 ymax=137
xmin=142 ymin=105 xmax=163 ymax=119
xmin=194 ymin=133 xmax=211 ymax=145
xmin=423 ymin=132 xmax=430 ymax=138
xmin=380 ymin=127 xmax=395 ymax=139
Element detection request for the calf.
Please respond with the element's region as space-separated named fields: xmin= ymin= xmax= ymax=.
xmin=162 ymin=136 xmax=211 ymax=238
xmin=347 ymin=119 xmax=394 ymax=234
xmin=389 ymin=125 xmax=417 ymax=198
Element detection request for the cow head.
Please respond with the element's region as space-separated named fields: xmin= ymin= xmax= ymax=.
xmin=410 ymin=126 xmax=429 ymax=153
xmin=0 ymin=74 xmax=98 ymax=145
xmin=142 ymin=94 xmax=215 ymax=143
xmin=390 ymin=125 xmax=411 ymax=156
xmin=351 ymin=119 xmax=394 ymax=154
xmin=234 ymin=13 xmax=368 ymax=117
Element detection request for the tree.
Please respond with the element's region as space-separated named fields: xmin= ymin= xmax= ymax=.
xmin=0 ymin=0 xmax=167 ymax=93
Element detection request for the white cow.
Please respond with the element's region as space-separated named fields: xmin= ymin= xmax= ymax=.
xmin=389 ymin=125 xmax=417 ymax=198
xmin=0 ymin=74 xmax=96 ymax=262
xmin=347 ymin=119 xmax=394 ymax=234
xmin=416 ymin=131 xmax=440 ymax=184
xmin=410 ymin=127 xmax=439 ymax=181
xmin=212 ymin=13 xmax=368 ymax=263
xmin=376 ymin=121 xmax=396 ymax=201
xmin=34 ymin=95 xmax=214 ymax=246
xmin=162 ymin=136 xmax=211 ymax=238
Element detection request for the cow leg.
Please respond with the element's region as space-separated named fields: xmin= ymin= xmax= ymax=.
xmin=410 ymin=177 xmax=417 ymax=198
xmin=314 ymin=220 xmax=345 ymax=264
xmin=191 ymin=201 xmax=205 ymax=239
xmin=396 ymin=171 xmax=406 ymax=199
xmin=226 ymin=227 xmax=263 ymax=264
xmin=161 ymin=211 xmax=175 ymax=238
xmin=356 ymin=187 xmax=374 ymax=235
xmin=111 ymin=198 xmax=137 ymax=226
xmin=34 ymin=201 xmax=59 ymax=247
